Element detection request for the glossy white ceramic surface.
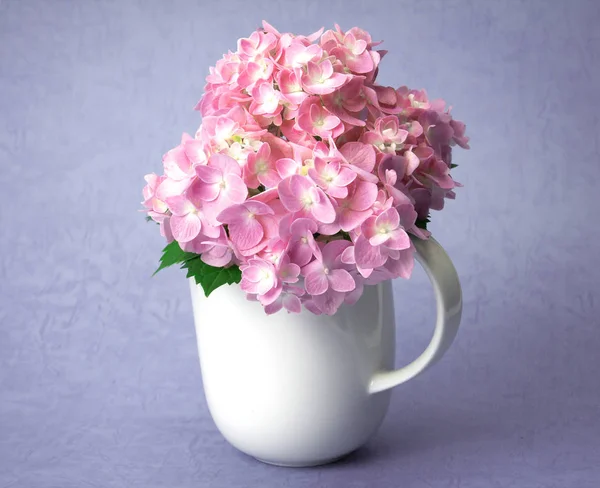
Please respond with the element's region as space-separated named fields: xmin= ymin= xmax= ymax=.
xmin=189 ymin=237 xmax=462 ymax=467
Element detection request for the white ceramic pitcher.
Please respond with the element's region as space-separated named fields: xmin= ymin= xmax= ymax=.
xmin=189 ymin=236 xmax=462 ymax=467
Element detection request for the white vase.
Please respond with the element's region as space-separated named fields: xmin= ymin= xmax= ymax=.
xmin=189 ymin=236 xmax=462 ymax=467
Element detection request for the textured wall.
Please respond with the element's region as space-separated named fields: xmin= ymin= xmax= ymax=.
xmin=1 ymin=1 xmax=599 ymax=487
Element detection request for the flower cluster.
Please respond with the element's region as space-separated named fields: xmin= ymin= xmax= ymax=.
xmin=143 ymin=21 xmax=469 ymax=315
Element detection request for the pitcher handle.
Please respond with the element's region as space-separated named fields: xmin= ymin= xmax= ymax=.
xmin=368 ymin=236 xmax=462 ymax=394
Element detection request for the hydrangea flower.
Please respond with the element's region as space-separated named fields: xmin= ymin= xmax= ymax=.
xmin=143 ymin=20 xmax=469 ymax=315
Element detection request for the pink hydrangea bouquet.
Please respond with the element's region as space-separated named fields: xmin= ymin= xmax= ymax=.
xmin=142 ymin=21 xmax=469 ymax=316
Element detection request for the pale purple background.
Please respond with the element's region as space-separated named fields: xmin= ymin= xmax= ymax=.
xmin=1 ymin=0 xmax=599 ymax=487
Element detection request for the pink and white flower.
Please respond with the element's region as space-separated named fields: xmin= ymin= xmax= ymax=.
xmin=361 ymin=115 xmax=408 ymax=153
xmin=216 ymin=200 xmax=275 ymax=256
xmin=301 ymin=59 xmax=349 ymax=95
xmin=297 ymin=98 xmax=344 ymax=139
xmin=264 ymin=284 xmax=304 ymax=314
xmin=302 ymin=240 xmax=356 ymax=296
xmin=142 ymin=173 xmax=168 ymax=213
xmin=192 ymin=153 xmax=248 ymax=224
xmin=240 ymin=258 xmax=280 ymax=301
xmin=278 ymin=174 xmax=336 ymax=224
xmin=249 ymin=82 xmax=283 ymax=117
xmin=143 ymin=21 xmax=470 ymax=315
xmin=283 ymin=217 xmax=322 ymax=267
xmin=308 ymin=158 xmax=356 ymax=198
xmin=243 ymin=141 xmax=281 ymax=189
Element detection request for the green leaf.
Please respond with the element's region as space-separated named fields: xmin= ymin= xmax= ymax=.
xmin=182 ymin=258 xmax=242 ymax=297
xmin=450 ymin=163 xmax=459 ymax=169
xmin=153 ymin=240 xmax=199 ymax=276
xmin=415 ymin=217 xmax=430 ymax=230
xmin=145 ymin=215 xmax=154 ymax=222
xmin=153 ymin=240 xmax=242 ymax=296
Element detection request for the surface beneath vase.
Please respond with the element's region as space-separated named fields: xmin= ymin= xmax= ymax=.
xmin=254 ymin=453 xmax=349 ymax=468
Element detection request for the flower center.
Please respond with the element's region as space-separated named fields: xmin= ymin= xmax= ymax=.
xmin=300 ymin=158 xmax=314 ymax=176
xmin=264 ymin=92 xmax=278 ymax=107
xmin=255 ymin=160 xmax=268 ymax=174
xmin=301 ymin=193 xmax=314 ymax=208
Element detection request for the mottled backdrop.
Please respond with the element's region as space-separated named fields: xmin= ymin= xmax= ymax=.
xmin=1 ymin=1 xmax=599 ymax=487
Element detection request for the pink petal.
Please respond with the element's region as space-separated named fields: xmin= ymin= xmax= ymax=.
xmin=264 ymin=299 xmax=284 ymax=315
xmin=165 ymin=195 xmax=195 ymax=216
xmin=321 ymin=114 xmax=341 ymax=131
xmin=288 ymin=242 xmax=314 ymax=267
xmin=345 ymin=163 xmax=379 ymax=183
xmin=279 ymin=262 xmax=300 ymax=283
xmin=334 ymin=167 xmax=357 ymax=187
xmin=258 ymin=283 xmax=282 ymax=305
xmin=156 ymin=177 xmax=192 ymax=201
xmin=276 ymin=158 xmax=300 ymax=179
xmin=183 ymin=139 xmax=207 ymax=164
xmin=163 ymin=146 xmax=192 ymax=180
xmin=170 ymin=213 xmax=201 ymax=243
xmin=414 ymin=146 xmax=435 ymax=162
xmin=290 ymin=174 xmax=312 ymax=196
xmin=369 ymin=233 xmax=391 ymax=247
xmin=311 ymin=189 xmax=336 ymax=223
xmin=245 ymin=200 xmax=274 ymax=216
xmin=216 ymin=204 xmax=245 ymax=224
xmin=339 ymin=208 xmax=372 ymax=232
xmin=386 ymin=183 xmax=413 ymax=207
xmin=376 ymin=208 xmax=400 ymax=229
xmin=223 ymin=174 xmax=248 ymax=203
xmin=386 ymin=228 xmax=411 ymax=251
xmin=322 ymin=239 xmax=352 ymax=265
xmin=243 ymin=266 xmax=264 ymax=282
xmin=317 ymin=219 xmax=341 ymax=237
xmin=230 ymin=218 xmax=264 ymax=250
xmin=325 ymin=185 xmax=348 ymax=199
xmin=210 ymin=153 xmax=242 ymax=177
xmin=301 ymin=300 xmax=320 ymax=315
xmin=313 ymin=290 xmax=345 ymax=315
xmin=343 ymin=279 xmax=364 ymax=305
xmin=341 ymin=246 xmax=355 ymax=264
xmin=328 ymin=269 xmax=356 ymax=292
xmin=305 ymin=271 xmax=329 ymax=295
xmin=201 ymin=245 xmax=233 ymax=268
xmin=277 ymin=176 xmax=303 ymax=212
xmin=190 ymin=181 xmax=219 ymax=202
xmin=200 ymin=220 xmax=222 ymax=239
xmin=282 ymin=294 xmax=302 ymax=313
xmin=302 ymin=259 xmax=324 ymax=276
xmin=385 ymin=247 xmax=415 ymax=279
xmin=354 ymin=235 xmax=387 ymax=269
xmin=360 ymin=215 xmax=378 ymax=239
xmin=350 ymin=181 xmax=378 ymax=211
xmin=250 ymin=187 xmax=279 ymax=204
xmin=258 ymin=168 xmax=282 ymax=188
xmin=195 ymin=165 xmax=222 ymax=184
xmin=290 ymin=217 xmax=318 ymax=237
xmin=201 ymin=198 xmax=230 ymax=226
xmin=405 ymin=151 xmax=420 ymax=176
